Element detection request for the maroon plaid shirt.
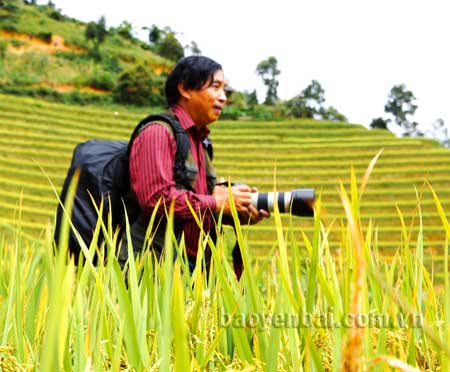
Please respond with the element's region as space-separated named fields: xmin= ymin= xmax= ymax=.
xmin=129 ymin=105 xmax=216 ymax=257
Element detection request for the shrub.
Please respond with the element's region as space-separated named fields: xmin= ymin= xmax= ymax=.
xmin=102 ymin=55 xmax=122 ymax=74
xmin=221 ymin=106 xmax=242 ymax=120
xmin=10 ymin=39 xmax=25 ymax=47
xmin=0 ymin=19 xmax=18 ymax=32
xmin=62 ymin=90 xmax=113 ymax=105
xmin=108 ymin=34 xmax=125 ymax=47
xmin=0 ymin=85 xmax=113 ymax=105
xmin=0 ymin=0 xmax=19 ymax=12
xmin=87 ymin=48 xmax=102 ymax=62
xmin=0 ymin=40 xmax=7 ymax=60
xmin=54 ymin=51 xmax=91 ymax=63
xmin=36 ymin=31 xmax=52 ymax=43
xmin=140 ymin=41 xmax=151 ymax=51
xmin=120 ymin=54 xmax=137 ymax=63
xmin=88 ymin=70 xmax=115 ymax=90
xmin=48 ymin=8 xmax=63 ymax=21
xmin=10 ymin=70 xmax=40 ymax=85
xmin=247 ymin=104 xmax=278 ymax=120
xmin=113 ymin=20 xmax=133 ymax=40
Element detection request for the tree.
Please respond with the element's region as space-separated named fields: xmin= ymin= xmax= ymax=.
xmin=425 ymin=118 xmax=450 ymax=147
xmin=301 ymin=79 xmax=325 ymax=118
xmin=256 ymin=56 xmax=280 ymax=105
xmin=243 ymin=89 xmax=258 ymax=107
xmin=114 ymin=65 xmax=165 ymax=106
xmin=286 ymin=80 xmax=332 ymax=119
xmin=185 ymin=41 xmax=201 ymax=55
xmin=143 ymin=25 xmax=184 ymax=62
xmin=85 ymin=16 xmax=108 ymax=59
xmin=157 ymin=32 xmax=184 ymax=62
xmin=370 ymin=117 xmax=389 ymax=130
xmin=284 ymin=80 xmax=347 ymax=121
xmin=384 ymin=84 xmax=418 ymax=136
xmin=144 ymin=24 xmax=162 ymax=45
xmin=303 ymin=80 xmax=325 ymax=105
xmin=319 ymin=106 xmax=348 ymax=122
xmin=115 ymin=21 xmax=133 ymax=40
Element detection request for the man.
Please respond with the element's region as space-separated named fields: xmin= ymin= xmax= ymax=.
xmin=119 ymin=55 xmax=269 ymax=273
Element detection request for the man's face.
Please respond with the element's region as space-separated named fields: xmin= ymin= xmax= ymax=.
xmin=183 ymin=70 xmax=227 ymax=128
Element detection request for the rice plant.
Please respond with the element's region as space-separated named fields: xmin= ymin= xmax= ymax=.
xmin=0 ymin=154 xmax=449 ymax=371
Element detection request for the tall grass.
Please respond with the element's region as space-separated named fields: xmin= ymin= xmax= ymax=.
xmin=0 ymin=156 xmax=449 ymax=371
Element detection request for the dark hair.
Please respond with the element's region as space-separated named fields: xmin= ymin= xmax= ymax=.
xmin=165 ymin=56 xmax=222 ymax=106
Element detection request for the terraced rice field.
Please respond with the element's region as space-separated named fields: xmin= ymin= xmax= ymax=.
xmin=1 ymin=93 xmax=450 ymax=266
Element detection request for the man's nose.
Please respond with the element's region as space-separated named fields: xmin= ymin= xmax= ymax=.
xmin=218 ymin=88 xmax=227 ymax=102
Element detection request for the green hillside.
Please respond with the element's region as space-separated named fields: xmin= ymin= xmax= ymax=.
xmin=1 ymin=93 xmax=450 ymax=268
xmin=0 ymin=1 xmax=171 ymax=104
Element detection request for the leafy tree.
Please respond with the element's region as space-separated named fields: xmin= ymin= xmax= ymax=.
xmin=303 ymin=80 xmax=325 ymax=106
xmin=285 ymin=80 xmax=324 ymax=118
xmin=243 ymin=89 xmax=258 ymax=107
xmin=115 ymin=21 xmax=133 ymax=40
xmin=285 ymin=95 xmax=308 ymax=118
xmin=186 ymin=41 xmax=201 ymax=55
xmin=144 ymin=24 xmax=162 ymax=45
xmin=300 ymin=79 xmax=325 ymax=117
xmin=424 ymin=118 xmax=449 ymax=147
xmin=256 ymin=56 xmax=280 ymax=105
xmin=114 ymin=65 xmax=165 ymax=106
xmin=370 ymin=117 xmax=389 ymax=130
xmin=384 ymin=84 xmax=418 ymax=136
xmin=319 ymin=106 xmax=347 ymax=122
xmin=284 ymin=80 xmax=346 ymax=121
xmin=143 ymin=25 xmax=184 ymax=61
xmin=85 ymin=16 xmax=108 ymax=59
xmin=157 ymin=32 xmax=184 ymax=62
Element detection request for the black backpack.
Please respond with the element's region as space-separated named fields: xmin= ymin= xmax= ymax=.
xmin=54 ymin=113 xmax=192 ymax=263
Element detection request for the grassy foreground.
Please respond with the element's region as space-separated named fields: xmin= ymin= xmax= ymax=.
xmin=0 ymin=158 xmax=449 ymax=371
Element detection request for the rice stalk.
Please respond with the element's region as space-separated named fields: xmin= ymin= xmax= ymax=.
xmin=339 ymin=174 xmax=365 ymax=372
xmin=339 ymin=150 xmax=382 ymax=372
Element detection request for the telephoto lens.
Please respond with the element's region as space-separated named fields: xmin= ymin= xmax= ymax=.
xmin=250 ymin=189 xmax=315 ymax=217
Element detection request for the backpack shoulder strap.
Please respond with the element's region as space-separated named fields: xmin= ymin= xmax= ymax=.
xmin=202 ymin=137 xmax=213 ymax=161
xmin=128 ymin=112 xmax=192 ymax=190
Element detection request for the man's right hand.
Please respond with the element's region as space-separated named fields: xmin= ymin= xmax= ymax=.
xmin=212 ymin=184 xmax=253 ymax=215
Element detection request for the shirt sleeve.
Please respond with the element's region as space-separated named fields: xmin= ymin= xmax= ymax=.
xmin=129 ymin=123 xmax=216 ymax=219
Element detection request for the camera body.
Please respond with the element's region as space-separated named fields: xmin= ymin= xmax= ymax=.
xmin=250 ymin=189 xmax=315 ymax=217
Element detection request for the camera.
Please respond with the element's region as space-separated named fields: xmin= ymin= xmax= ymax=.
xmin=250 ymin=189 xmax=315 ymax=217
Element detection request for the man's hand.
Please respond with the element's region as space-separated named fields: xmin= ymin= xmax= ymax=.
xmin=212 ymin=184 xmax=270 ymax=224
xmin=213 ymin=184 xmax=252 ymax=214
xmin=245 ymin=203 xmax=270 ymax=225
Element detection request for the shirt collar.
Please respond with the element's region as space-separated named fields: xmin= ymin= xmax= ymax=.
xmin=170 ymin=104 xmax=210 ymax=139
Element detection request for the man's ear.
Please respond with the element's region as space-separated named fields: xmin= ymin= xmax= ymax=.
xmin=178 ymin=83 xmax=190 ymax=100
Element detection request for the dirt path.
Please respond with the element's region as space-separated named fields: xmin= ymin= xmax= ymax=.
xmin=0 ymin=30 xmax=84 ymax=54
xmin=31 ymin=82 xmax=109 ymax=94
